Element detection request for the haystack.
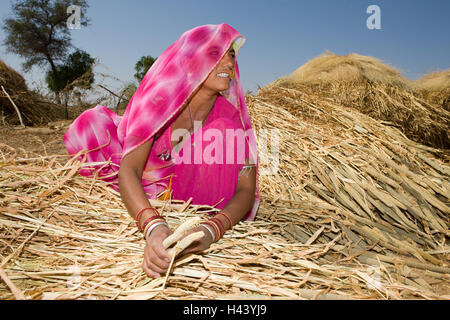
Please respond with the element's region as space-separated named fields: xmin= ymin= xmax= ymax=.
xmin=269 ymin=52 xmax=450 ymax=150
xmin=0 ymin=60 xmax=28 ymax=92
xmin=0 ymin=59 xmax=66 ymax=126
xmin=415 ymin=70 xmax=450 ymax=112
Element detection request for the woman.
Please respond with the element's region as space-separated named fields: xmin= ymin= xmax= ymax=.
xmin=64 ymin=23 xmax=259 ymax=279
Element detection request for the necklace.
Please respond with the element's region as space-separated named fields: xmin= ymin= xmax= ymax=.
xmin=187 ymin=103 xmax=194 ymax=134
xmin=187 ymin=102 xmax=214 ymax=133
xmin=172 ymin=102 xmax=214 ymax=152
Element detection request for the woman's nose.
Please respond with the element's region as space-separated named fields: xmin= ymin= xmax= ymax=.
xmin=222 ymin=56 xmax=235 ymax=70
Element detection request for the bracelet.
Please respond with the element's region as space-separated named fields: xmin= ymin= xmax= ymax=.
xmin=205 ymin=220 xmax=221 ymax=242
xmin=201 ymin=223 xmax=216 ymax=242
xmin=142 ymin=217 xmax=165 ymax=236
xmin=210 ymin=220 xmax=221 ymax=240
xmin=145 ymin=221 xmax=168 ymax=240
xmin=202 ymin=221 xmax=218 ymax=242
xmin=217 ymin=212 xmax=233 ymax=230
xmin=141 ymin=215 xmax=165 ymax=233
xmin=135 ymin=207 xmax=161 ymax=231
xmin=211 ymin=217 xmax=225 ymax=237
xmin=213 ymin=217 xmax=226 ymax=238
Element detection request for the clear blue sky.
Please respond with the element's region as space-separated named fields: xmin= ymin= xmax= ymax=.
xmin=1 ymin=0 xmax=449 ymax=95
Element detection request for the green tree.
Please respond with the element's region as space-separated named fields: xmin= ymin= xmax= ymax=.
xmin=2 ymin=0 xmax=90 ymax=102
xmin=134 ymin=55 xmax=157 ymax=83
xmin=46 ymin=49 xmax=95 ymax=119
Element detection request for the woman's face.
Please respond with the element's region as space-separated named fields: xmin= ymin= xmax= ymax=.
xmin=201 ymin=47 xmax=236 ymax=93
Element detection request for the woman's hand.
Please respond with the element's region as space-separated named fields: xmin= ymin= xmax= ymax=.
xmin=177 ymin=225 xmax=215 ymax=257
xmin=142 ymin=224 xmax=173 ymax=279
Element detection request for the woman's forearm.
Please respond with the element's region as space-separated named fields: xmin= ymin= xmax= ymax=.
xmin=218 ymin=186 xmax=255 ymax=229
xmin=118 ymin=168 xmax=156 ymax=225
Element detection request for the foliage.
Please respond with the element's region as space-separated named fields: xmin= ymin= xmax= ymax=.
xmin=45 ymin=49 xmax=95 ymax=93
xmin=134 ymin=55 xmax=157 ymax=83
xmin=2 ymin=0 xmax=90 ymax=74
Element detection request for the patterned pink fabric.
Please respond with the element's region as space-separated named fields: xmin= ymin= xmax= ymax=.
xmin=148 ymin=95 xmax=252 ymax=211
xmin=64 ymin=23 xmax=260 ymax=220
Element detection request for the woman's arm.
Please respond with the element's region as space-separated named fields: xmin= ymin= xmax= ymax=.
xmin=217 ymin=162 xmax=256 ymax=228
xmin=118 ymin=139 xmax=172 ymax=278
xmin=118 ymin=139 xmax=154 ymax=226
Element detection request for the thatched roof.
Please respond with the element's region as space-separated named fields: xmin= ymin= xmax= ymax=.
xmin=0 ymin=60 xmax=28 ymax=93
xmin=416 ymin=70 xmax=450 ymax=92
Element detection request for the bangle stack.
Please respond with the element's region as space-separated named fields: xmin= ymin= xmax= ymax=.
xmin=135 ymin=207 xmax=168 ymax=240
xmin=215 ymin=211 xmax=233 ymax=230
xmin=201 ymin=211 xmax=233 ymax=243
xmin=144 ymin=220 xmax=168 ymax=240
xmin=135 ymin=207 xmax=161 ymax=231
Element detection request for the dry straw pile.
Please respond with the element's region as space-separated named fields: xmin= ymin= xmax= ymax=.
xmin=0 ymin=59 xmax=66 ymax=126
xmin=274 ymin=52 xmax=450 ymax=150
xmin=1 ymin=51 xmax=450 ymax=299
xmin=0 ymin=76 xmax=449 ymax=299
xmin=415 ymin=69 xmax=450 ymax=112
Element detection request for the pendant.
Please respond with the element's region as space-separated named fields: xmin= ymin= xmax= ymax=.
xmin=158 ymin=149 xmax=171 ymax=161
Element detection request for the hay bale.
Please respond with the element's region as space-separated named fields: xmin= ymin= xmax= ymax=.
xmin=415 ymin=70 xmax=450 ymax=112
xmin=268 ymin=52 xmax=450 ymax=150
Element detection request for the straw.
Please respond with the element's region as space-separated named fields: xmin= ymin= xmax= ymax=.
xmin=1 ymin=83 xmax=449 ymax=300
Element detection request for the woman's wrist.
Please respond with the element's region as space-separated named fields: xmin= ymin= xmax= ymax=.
xmin=202 ymin=215 xmax=228 ymax=243
xmin=136 ymin=207 xmax=161 ymax=231
xmin=216 ymin=211 xmax=233 ymax=229
xmin=200 ymin=223 xmax=216 ymax=243
xmin=145 ymin=221 xmax=169 ymax=241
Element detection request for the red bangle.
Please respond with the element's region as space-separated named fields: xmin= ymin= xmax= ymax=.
xmin=210 ymin=218 xmax=224 ymax=239
xmin=136 ymin=207 xmax=161 ymax=231
xmin=217 ymin=212 xmax=233 ymax=230
xmin=141 ymin=215 xmax=165 ymax=233
xmin=211 ymin=217 xmax=225 ymax=236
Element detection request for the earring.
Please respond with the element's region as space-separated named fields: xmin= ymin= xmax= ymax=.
xmin=229 ymin=68 xmax=235 ymax=80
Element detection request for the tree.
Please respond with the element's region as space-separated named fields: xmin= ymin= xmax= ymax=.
xmin=46 ymin=49 xmax=95 ymax=119
xmin=116 ymin=82 xmax=138 ymax=113
xmin=2 ymin=0 xmax=89 ymax=102
xmin=134 ymin=55 xmax=157 ymax=83
xmin=46 ymin=49 xmax=94 ymax=92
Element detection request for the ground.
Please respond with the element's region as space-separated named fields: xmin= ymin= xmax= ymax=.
xmin=0 ymin=122 xmax=71 ymax=162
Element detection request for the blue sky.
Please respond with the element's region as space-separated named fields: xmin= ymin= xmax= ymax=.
xmin=1 ymin=0 xmax=449 ymax=95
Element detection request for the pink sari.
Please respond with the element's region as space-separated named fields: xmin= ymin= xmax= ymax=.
xmin=64 ymin=23 xmax=259 ymax=220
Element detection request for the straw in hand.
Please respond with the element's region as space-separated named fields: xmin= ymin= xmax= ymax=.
xmin=161 ymin=217 xmax=205 ymax=289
